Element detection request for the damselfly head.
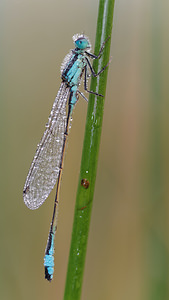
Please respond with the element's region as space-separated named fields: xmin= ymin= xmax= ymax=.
xmin=73 ymin=33 xmax=91 ymax=51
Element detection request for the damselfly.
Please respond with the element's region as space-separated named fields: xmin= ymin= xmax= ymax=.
xmin=23 ymin=33 xmax=109 ymax=281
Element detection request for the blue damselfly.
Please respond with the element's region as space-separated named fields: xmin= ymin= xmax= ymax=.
xmin=23 ymin=33 xmax=109 ymax=281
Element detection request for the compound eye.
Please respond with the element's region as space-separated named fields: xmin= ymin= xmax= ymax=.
xmin=75 ymin=38 xmax=88 ymax=50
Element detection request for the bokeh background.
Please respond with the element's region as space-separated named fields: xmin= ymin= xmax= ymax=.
xmin=1 ymin=0 xmax=169 ymax=299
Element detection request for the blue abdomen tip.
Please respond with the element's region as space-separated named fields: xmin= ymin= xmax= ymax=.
xmin=44 ymin=254 xmax=54 ymax=281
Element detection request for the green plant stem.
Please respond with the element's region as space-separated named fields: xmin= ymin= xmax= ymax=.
xmin=63 ymin=1 xmax=115 ymax=299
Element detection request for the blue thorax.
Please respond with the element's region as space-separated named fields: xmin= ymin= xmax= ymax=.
xmin=61 ymin=36 xmax=91 ymax=108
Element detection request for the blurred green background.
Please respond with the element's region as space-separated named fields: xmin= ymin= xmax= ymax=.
xmin=1 ymin=0 xmax=169 ymax=299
